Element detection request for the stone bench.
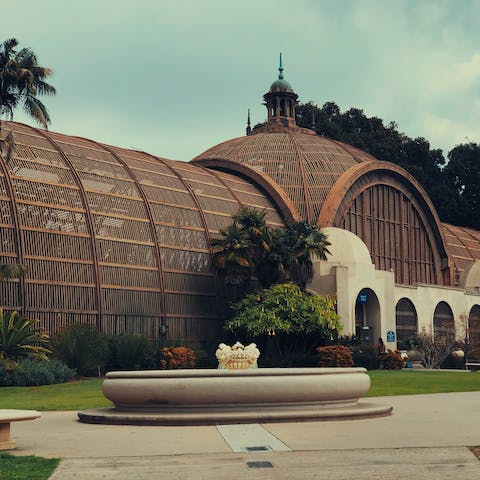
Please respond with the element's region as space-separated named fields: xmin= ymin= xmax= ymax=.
xmin=0 ymin=410 xmax=41 ymax=450
xmin=465 ymin=361 xmax=480 ymax=371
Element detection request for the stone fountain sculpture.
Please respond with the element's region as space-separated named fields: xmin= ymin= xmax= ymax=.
xmin=215 ymin=342 xmax=260 ymax=369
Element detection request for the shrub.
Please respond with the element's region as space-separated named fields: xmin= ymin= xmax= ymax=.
xmin=17 ymin=358 xmax=76 ymax=386
xmin=350 ymin=344 xmax=380 ymax=370
xmin=381 ymin=349 xmax=404 ymax=370
xmin=316 ymin=345 xmax=354 ymax=367
xmin=52 ymin=324 xmax=109 ymax=376
xmin=160 ymin=346 xmax=195 ymax=369
xmin=0 ymin=354 xmax=23 ymax=386
xmin=0 ymin=356 xmax=75 ymax=386
xmin=109 ymin=334 xmax=157 ymax=370
xmin=0 ymin=310 xmax=50 ymax=360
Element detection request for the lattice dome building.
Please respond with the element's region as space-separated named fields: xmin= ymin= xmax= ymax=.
xmin=1 ymin=59 xmax=479 ymax=350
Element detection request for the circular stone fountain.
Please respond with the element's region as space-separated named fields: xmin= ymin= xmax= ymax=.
xmin=78 ymin=367 xmax=392 ymax=425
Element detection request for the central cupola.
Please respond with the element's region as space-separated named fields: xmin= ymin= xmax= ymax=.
xmin=263 ymin=53 xmax=298 ymax=129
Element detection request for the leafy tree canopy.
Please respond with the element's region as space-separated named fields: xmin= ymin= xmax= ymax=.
xmin=210 ymin=208 xmax=331 ymax=297
xmin=295 ymin=101 xmax=479 ymax=229
xmin=0 ymin=38 xmax=56 ymax=131
xmin=225 ymin=283 xmax=340 ymax=338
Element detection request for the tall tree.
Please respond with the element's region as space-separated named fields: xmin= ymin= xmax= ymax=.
xmin=295 ymin=101 xmax=462 ymax=225
xmin=210 ymin=208 xmax=331 ymax=297
xmin=280 ymin=221 xmax=331 ymax=291
xmin=444 ymin=143 xmax=480 ymax=230
xmin=210 ymin=224 xmax=254 ymax=298
xmin=0 ymin=38 xmax=55 ymax=138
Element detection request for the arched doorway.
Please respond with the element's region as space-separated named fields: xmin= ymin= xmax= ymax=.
xmin=395 ymin=298 xmax=418 ymax=344
xmin=355 ymin=288 xmax=380 ymax=345
xmin=433 ymin=301 xmax=455 ymax=343
xmin=468 ymin=305 xmax=480 ymax=360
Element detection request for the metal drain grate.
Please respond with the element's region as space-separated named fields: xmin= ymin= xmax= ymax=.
xmin=245 ymin=446 xmax=270 ymax=452
xmin=246 ymin=461 xmax=274 ymax=469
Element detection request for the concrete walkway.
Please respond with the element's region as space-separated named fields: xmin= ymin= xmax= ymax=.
xmin=9 ymin=392 xmax=480 ymax=479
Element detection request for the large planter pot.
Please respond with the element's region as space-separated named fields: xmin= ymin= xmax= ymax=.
xmin=78 ymin=367 xmax=392 ymax=425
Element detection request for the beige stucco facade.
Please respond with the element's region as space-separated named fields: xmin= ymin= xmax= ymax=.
xmin=313 ymin=228 xmax=480 ymax=350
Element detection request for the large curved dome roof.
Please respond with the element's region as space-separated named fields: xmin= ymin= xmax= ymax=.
xmin=0 ymin=121 xmax=284 ymax=338
xmin=193 ymin=126 xmax=377 ymax=223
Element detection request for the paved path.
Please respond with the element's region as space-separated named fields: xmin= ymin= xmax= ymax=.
xmin=9 ymin=392 xmax=480 ymax=479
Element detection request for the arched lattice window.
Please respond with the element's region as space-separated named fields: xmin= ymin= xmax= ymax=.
xmin=395 ymin=298 xmax=418 ymax=342
xmin=433 ymin=301 xmax=454 ymax=342
xmin=341 ymin=184 xmax=437 ymax=285
xmin=468 ymin=305 xmax=480 ymax=359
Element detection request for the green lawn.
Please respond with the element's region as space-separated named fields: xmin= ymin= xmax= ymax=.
xmin=0 ymin=370 xmax=479 ymax=411
xmin=367 ymin=370 xmax=480 ymax=397
xmin=0 ymin=453 xmax=59 ymax=480
xmin=0 ymin=379 xmax=110 ymax=411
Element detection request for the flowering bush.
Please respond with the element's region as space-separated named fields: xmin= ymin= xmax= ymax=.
xmin=381 ymin=349 xmax=404 ymax=370
xmin=160 ymin=346 xmax=196 ymax=369
xmin=316 ymin=345 xmax=354 ymax=367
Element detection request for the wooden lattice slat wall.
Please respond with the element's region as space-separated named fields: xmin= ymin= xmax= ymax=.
xmin=341 ymin=184 xmax=437 ymax=285
xmin=0 ymin=122 xmax=284 ymax=340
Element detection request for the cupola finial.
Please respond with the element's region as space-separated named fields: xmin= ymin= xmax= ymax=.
xmin=246 ymin=109 xmax=252 ymax=136
xmin=278 ymin=53 xmax=284 ymax=79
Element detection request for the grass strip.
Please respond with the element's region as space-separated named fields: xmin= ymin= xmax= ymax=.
xmin=0 ymin=379 xmax=110 ymax=411
xmin=0 ymin=453 xmax=59 ymax=480
xmin=367 ymin=369 xmax=480 ymax=397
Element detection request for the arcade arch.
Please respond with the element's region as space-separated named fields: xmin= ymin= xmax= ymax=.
xmin=433 ymin=301 xmax=455 ymax=342
xmin=395 ymin=298 xmax=418 ymax=343
xmin=354 ymin=288 xmax=380 ymax=345
xmin=468 ymin=305 xmax=480 ymax=359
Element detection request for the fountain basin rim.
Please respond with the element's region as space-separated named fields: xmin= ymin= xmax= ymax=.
xmin=105 ymin=367 xmax=368 ymax=379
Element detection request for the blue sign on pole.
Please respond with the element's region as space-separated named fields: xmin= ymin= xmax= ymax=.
xmin=386 ymin=330 xmax=395 ymax=342
xmin=358 ymin=294 xmax=368 ymax=304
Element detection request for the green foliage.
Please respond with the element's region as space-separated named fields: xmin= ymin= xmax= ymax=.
xmin=381 ymin=349 xmax=404 ymax=370
xmin=0 ymin=354 xmax=23 ymax=386
xmin=0 ymin=310 xmax=50 ymax=361
xmin=0 ymin=357 xmax=75 ymax=387
xmin=350 ymin=344 xmax=380 ymax=370
xmin=109 ymin=334 xmax=157 ymax=370
xmin=444 ymin=143 xmax=480 ymax=229
xmin=210 ymin=207 xmax=331 ymax=299
xmin=316 ymin=345 xmax=354 ymax=367
xmin=19 ymin=358 xmax=75 ymax=386
xmin=52 ymin=324 xmax=109 ymax=376
xmin=0 ymin=38 xmax=56 ymax=130
xmin=210 ymin=223 xmax=254 ymax=292
xmin=0 ymin=263 xmax=26 ymax=280
xmin=296 ymin=101 xmax=480 ymax=229
xmin=0 ymin=453 xmax=59 ymax=480
xmin=280 ymin=221 xmax=331 ymax=290
xmin=226 ymin=283 xmax=340 ymax=365
xmin=226 ymin=283 xmax=340 ymax=337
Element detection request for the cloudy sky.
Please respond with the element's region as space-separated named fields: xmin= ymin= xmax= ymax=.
xmin=4 ymin=0 xmax=479 ymax=161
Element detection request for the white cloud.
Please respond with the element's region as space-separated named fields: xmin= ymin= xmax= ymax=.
xmin=427 ymin=53 xmax=480 ymax=95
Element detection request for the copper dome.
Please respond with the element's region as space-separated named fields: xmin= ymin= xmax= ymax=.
xmin=193 ymin=126 xmax=377 ymax=223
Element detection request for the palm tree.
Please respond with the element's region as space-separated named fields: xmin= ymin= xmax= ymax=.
xmin=210 ymin=224 xmax=254 ymax=297
xmin=232 ymin=207 xmax=280 ymax=288
xmin=282 ymin=222 xmax=331 ymax=290
xmin=0 ymin=38 xmax=55 ymax=156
